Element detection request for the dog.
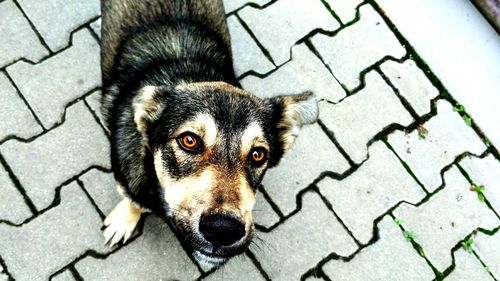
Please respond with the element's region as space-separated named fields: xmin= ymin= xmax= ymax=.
xmin=100 ymin=0 xmax=318 ymax=266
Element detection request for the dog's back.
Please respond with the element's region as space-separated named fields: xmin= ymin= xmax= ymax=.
xmin=101 ymin=0 xmax=232 ymax=86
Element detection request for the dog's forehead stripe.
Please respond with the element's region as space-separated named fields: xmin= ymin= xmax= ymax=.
xmin=240 ymin=122 xmax=268 ymax=153
xmin=177 ymin=113 xmax=218 ymax=147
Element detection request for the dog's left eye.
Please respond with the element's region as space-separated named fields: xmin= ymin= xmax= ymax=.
xmin=249 ymin=147 xmax=268 ymax=166
xmin=177 ymin=132 xmax=202 ymax=153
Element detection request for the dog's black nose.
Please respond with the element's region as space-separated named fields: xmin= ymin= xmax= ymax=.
xmin=199 ymin=214 xmax=245 ymax=247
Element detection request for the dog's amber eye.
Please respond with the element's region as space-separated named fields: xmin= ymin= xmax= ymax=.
xmin=250 ymin=147 xmax=267 ymax=166
xmin=177 ymin=132 xmax=202 ymax=153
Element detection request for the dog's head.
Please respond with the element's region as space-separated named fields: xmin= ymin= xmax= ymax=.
xmin=133 ymin=81 xmax=318 ymax=265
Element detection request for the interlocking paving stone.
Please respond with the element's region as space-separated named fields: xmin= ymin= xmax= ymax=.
xmin=0 ymin=182 xmax=109 ymax=281
xmin=223 ymin=0 xmax=271 ymax=13
xmin=6 ymin=29 xmax=101 ymax=128
xmin=320 ymin=70 xmax=413 ymax=163
xmin=79 ymin=169 xmax=121 ymax=216
xmin=0 ymin=164 xmax=32 ymax=224
xmin=90 ymin=18 xmax=101 ymax=39
xmin=460 ymin=154 xmax=500 ymax=212
xmin=326 ymin=0 xmax=364 ymax=24
xmin=473 ymin=232 xmax=500 ymax=279
xmin=393 ymin=166 xmax=498 ymax=272
xmin=239 ymin=0 xmax=340 ymax=65
xmin=312 ymin=5 xmax=406 ymax=91
xmin=381 ymin=59 xmax=439 ymax=116
xmin=445 ymin=248 xmax=494 ymax=281
xmin=51 ymin=270 xmax=76 ymax=281
xmin=254 ymin=191 xmax=280 ymax=228
xmin=0 ymin=101 xmax=110 ymax=210
xmin=322 ymin=216 xmax=434 ymax=281
xmin=0 ymin=72 xmax=42 ymax=141
xmin=255 ymin=192 xmax=358 ymax=281
xmin=204 ymin=255 xmax=264 ymax=281
xmin=0 ymin=0 xmax=48 ymax=67
xmin=240 ymin=44 xmax=346 ymax=103
xmin=75 ymin=215 xmax=200 ymax=281
xmin=16 ymin=0 xmax=100 ymax=51
xmin=388 ymin=100 xmax=486 ymax=192
xmin=318 ymin=141 xmax=426 ymax=244
xmin=261 ymin=123 xmax=350 ymax=215
xmin=227 ymin=15 xmax=275 ymax=76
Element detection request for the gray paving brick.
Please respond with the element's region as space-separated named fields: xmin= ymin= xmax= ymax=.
xmin=0 ymin=101 xmax=110 ymax=210
xmin=460 ymin=154 xmax=500 ymax=212
xmin=0 ymin=164 xmax=32 ymax=224
xmin=320 ymin=70 xmax=413 ymax=163
xmin=223 ymin=0 xmax=271 ymax=13
xmin=239 ymin=0 xmax=340 ymax=65
xmin=90 ymin=18 xmax=101 ymax=39
xmin=16 ymin=0 xmax=100 ymax=51
xmin=318 ymin=141 xmax=426 ymax=244
xmin=79 ymin=169 xmax=121 ymax=216
xmin=0 ymin=0 xmax=48 ymax=67
xmin=6 ymin=29 xmax=101 ymax=128
xmin=255 ymin=192 xmax=358 ymax=281
xmin=204 ymin=255 xmax=264 ymax=281
xmin=262 ymin=123 xmax=350 ymax=215
xmin=388 ymin=100 xmax=486 ymax=192
xmin=312 ymin=5 xmax=406 ymax=91
xmin=254 ymin=191 xmax=280 ymax=228
xmin=381 ymin=59 xmax=439 ymax=116
xmin=326 ymin=0 xmax=364 ymax=24
xmin=473 ymin=232 xmax=500 ymax=279
xmin=0 ymin=182 xmax=109 ymax=281
xmin=75 ymin=215 xmax=200 ymax=281
xmin=445 ymin=248 xmax=494 ymax=281
xmin=227 ymin=15 xmax=274 ymax=76
xmin=0 ymin=72 xmax=42 ymax=141
xmin=323 ymin=215 xmax=434 ymax=281
xmin=51 ymin=270 xmax=76 ymax=281
xmin=240 ymin=44 xmax=346 ymax=103
xmin=393 ymin=166 xmax=498 ymax=272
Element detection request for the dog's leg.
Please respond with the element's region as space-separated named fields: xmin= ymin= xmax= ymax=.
xmin=103 ymin=197 xmax=143 ymax=246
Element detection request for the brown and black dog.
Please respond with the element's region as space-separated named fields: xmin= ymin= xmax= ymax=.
xmin=101 ymin=0 xmax=318 ymax=265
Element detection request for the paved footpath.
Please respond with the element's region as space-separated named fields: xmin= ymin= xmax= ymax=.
xmin=0 ymin=0 xmax=499 ymax=280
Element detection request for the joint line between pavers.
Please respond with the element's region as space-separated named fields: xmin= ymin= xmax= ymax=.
xmin=68 ymin=266 xmax=85 ymax=281
xmin=319 ymin=0 xmax=344 ymax=26
xmin=0 ymin=152 xmax=38 ymax=215
xmin=389 ymin=213 xmax=443 ymax=279
xmin=257 ymin=185 xmax=285 ymax=218
xmin=0 ymin=254 xmax=14 ymax=281
xmin=11 ymin=0 xmax=53 ymax=54
xmin=0 ymin=87 xmax=102 ymax=145
xmin=225 ymin=0 xmax=279 ymax=17
xmin=83 ymin=97 xmax=110 ymax=139
xmin=312 ymin=186 xmax=363 ymax=246
xmin=456 ymin=163 xmax=500 ymax=219
xmin=317 ymin=120 xmax=356 ymax=167
xmin=382 ymin=140 xmax=429 ymax=194
xmin=76 ymin=178 xmax=106 ymax=220
xmin=1 ymin=70 xmax=46 ymax=131
xmin=4 ymin=165 xmax=111 ymax=227
xmin=234 ymin=14 xmax=277 ymax=67
xmin=376 ymin=67 xmax=420 ymax=120
xmin=245 ymin=249 xmax=272 ymax=281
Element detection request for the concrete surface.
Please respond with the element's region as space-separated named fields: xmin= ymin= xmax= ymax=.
xmin=0 ymin=0 xmax=499 ymax=280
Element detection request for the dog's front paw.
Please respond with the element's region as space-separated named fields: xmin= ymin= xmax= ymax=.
xmin=103 ymin=198 xmax=142 ymax=247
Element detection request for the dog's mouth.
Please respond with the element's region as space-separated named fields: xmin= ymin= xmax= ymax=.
xmin=192 ymin=249 xmax=228 ymax=266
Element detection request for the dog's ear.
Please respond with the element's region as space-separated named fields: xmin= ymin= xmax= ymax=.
xmin=266 ymin=91 xmax=318 ymax=166
xmin=132 ymin=85 xmax=166 ymax=134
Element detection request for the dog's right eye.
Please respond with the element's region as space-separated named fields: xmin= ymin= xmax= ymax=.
xmin=177 ymin=132 xmax=203 ymax=153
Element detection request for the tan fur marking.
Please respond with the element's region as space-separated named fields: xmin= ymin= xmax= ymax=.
xmin=133 ymin=85 xmax=164 ymax=133
xmin=175 ymin=113 xmax=218 ymax=148
xmin=240 ymin=122 xmax=269 ymax=160
xmin=176 ymin=81 xmax=258 ymax=100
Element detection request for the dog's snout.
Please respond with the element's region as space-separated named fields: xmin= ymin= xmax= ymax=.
xmin=199 ymin=214 xmax=245 ymax=247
